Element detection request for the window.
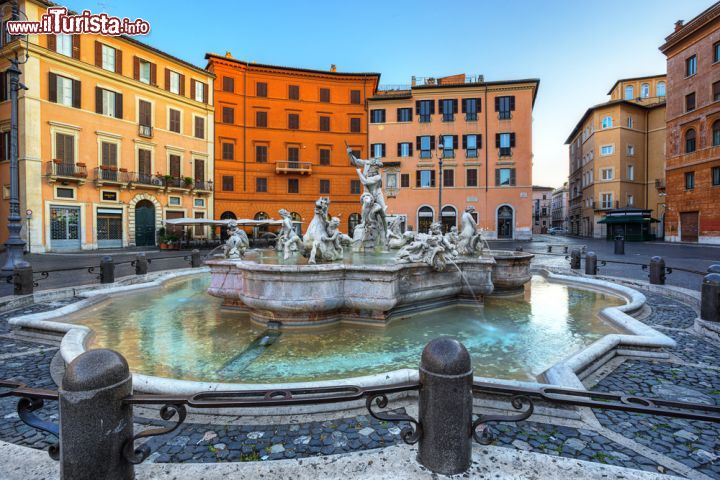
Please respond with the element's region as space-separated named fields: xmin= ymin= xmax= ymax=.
xmin=350 ymin=89 xmax=361 ymax=104
xmin=397 ymin=108 xmax=412 ymax=122
xmin=685 ymin=171 xmax=695 ymax=190
xmin=168 ymin=70 xmax=181 ymax=94
xmin=288 ymin=85 xmax=299 ymax=100
xmin=288 ymin=147 xmax=299 ymax=163
xmin=443 ymin=169 xmax=454 ymax=187
xmin=350 ymin=117 xmax=361 ymax=132
xmin=288 ymin=178 xmax=300 ymax=193
xmin=256 ymin=82 xmax=267 ymax=97
xmin=464 ymin=134 xmax=479 ymax=158
xmin=222 ymin=76 xmax=234 ymax=93
xmin=600 ymin=145 xmax=614 ymax=156
xmin=371 ymin=143 xmax=385 ymax=158
xmin=497 ymin=133 xmax=514 ymax=156
xmin=417 ymin=100 xmax=434 ymax=122
xmin=714 ymin=81 xmax=720 ymax=102
xmin=495 ymin=96 xmax=514 ymax=119
xmin=401 ymin=173 xmax=410 ymax=188
xmin=398 ymin=142 xmax=412 ymax=157
xmin=350 ymin=179 xmax=361 ymax=194
xmin=686 ymin=92 xmax=696 ymax=112
xmin=194 ymin=198 xmax=205 ymax=208
xmin=440 ymin=99 xmax=456 ymax=122
xmin=137 ymin=59 xmax=151 ymax=84
xmin=627 ymin=116 xmax=634 ymax=128
xmin=256 ymin=145 xmax=267 ymax=163
xmin=495 ymin=168 xmax=515 ymax=186
xmin=601 ymin=168 xmax=613 ymax=180
xmin=657 ymin=81 xmax=665 ymax=97
xmin=685 ymin=129 xmax=696 ymax=153
xmin=222 ymin=175 xmax=234 ymax=191
xmin=319 ymin=116 xmax=330 ymax=132
xmin=627 ymin=144 xmax=635 ymax=156
xmin=101 ymin=141 xmax=117 ymax=170
xmin=56 ymin=187 xmax=74 ymax=199
xmin=101 ymin=44 xmax=116 ymax=71
xmin=627 ymin=164 xmax=634 ymax=180
xmin=138 ymin=100 xmax=152 ymax=128
xmin=55 ymin=132 xmax=74 ymax=163
xmin=370 ymin=109 xmax=386 ymax=123
xmin=97 ymin=88 xmax=121 ymax=118
xmin=714 ymin=121 xmax=720 ymax=146
xmin=601 ymin=193 xmax=613 ymax=209
xmin=168 ymin=154 xmax=181 ymax=179
xmin=686 ymin=55 xmax=697 ymax=77
xmin=417 ymin=170 xmax=435 ymax=188
xmin=715 ymin=42 xmax=720 ymax=63
xmin=50 ymin=73 xmax=78 ymax=108
xmin=320 ymin=179 xmax=330 ymax=194
xmin=624 ymin=85 xmax=634 ymax=100
xmin=137 ymin=149 xmax=151 ymax=182
xmin=466 ymin=168 xmax=478 ymax=187
xmin=56 ymin=34 xmax=72 ymax=56
xmin=222 ymin=142 xmax=234 ymax=160
xmin=712 ymin=166 xmax=720 ymax=186
xmin=288 ymin=113 xmax=299 ymax=129
xmin=256 ymin=177 xmax=267 ymax=193
xmin=462 ymin=98 xmax=480 ymax=121
xmin=640 ymin=83 xmax=649 ymax=98
xmin=256 ymin=111 xmax=267 ymax=127
xmin=194 ymin=116 xmax=205 ymax=139
xmin=194 ymin=81 xmax=205 ymax=102
xmin=440 ymin=135 xmax=455 ymax=158
xmin=627 ymin=194 xmax=634 ymax=206
xmin=319 ymin=149 xmax=330 ymax=165
xmin=418 ymin=135 xmax=433 ymax=159
xmin=601 ymin=116 xmax=612 ymax=129
xmin=169 ymin=109 xmax=181 ymax=133
xmin=222 ymin=107 xmax=234 ymax=124
xmin=319 ymin=88 xmax=330 ymax=102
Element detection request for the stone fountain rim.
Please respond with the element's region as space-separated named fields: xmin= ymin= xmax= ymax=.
xmin=8 ymin=266 xmax=676 ymax=400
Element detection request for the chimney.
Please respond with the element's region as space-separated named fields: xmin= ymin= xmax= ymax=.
xmin=330 ymin=64 xmax=337 ymax=72
xmin=674 ymin=20 xmax=684 ymax=32
xmin=225 ymin=51 xmax=233 ymax=58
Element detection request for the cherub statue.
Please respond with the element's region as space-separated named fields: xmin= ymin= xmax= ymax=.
xmin=224 ymin=220 xmax=249 ymax=259
xmin=277 ymin=208 xmax=303 ymax=260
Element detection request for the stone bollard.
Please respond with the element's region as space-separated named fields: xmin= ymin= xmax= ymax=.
xmin=701 ymin=273 xmax=720 ymax=323
xmin=708 ymin=264 xmax=720 ymax=274
xmin=563 ymin=245 xmax=569 ymax=254
xmin=418 ymin=337 xmax=473 ymax=475
xmin=585 ymin=251 xmax=597 ymax=275
xmin=13 ymin=259 xmax=33 ymax=295
xmin=570 ymin=248 xmax=581 ymax=270
xmin=546 ymin=245 xmax=553 ymax=253
xmin=649 ymin=256 xmax=666 ymax=285
xmin=614 ymin=235 xmax=625 ymax=255
xmin=191 ymin=249 xmax=201 ymax=268
xmin=134 ymin=253 xmax=148 ymax=275
xmin=59 ymin=349 xmax=134 ymax=480
xmin=100 ymin=256 xmax=115 ymax=284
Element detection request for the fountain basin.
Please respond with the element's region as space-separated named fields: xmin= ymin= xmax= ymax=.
xmin=489 ymin=250 xmax=535 ymax=294
xmin=207 ymin=256 xmax=496 ymax=327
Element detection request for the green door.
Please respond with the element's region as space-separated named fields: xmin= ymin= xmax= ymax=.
xmin=135 ymin=201 xmax=156 ymax=246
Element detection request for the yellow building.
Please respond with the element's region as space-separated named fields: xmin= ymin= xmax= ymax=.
xmin=566 ymin=75 xmax=666 ymax=240
xmin=0 ymin=0 xmax=214 ymax=252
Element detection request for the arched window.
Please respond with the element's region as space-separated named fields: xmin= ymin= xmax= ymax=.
xmin=640 ymin=83 xmax=650 ymax=98
xmin=601 ymin=116 xmax=613 ymax=129
xmin=685 ymin=129 xmax=696 ymax=153
xmin=657 ymin=81 xmax=666 ymax=97
xmin=713 ymin=121 xmax=720 ymax=146
xmin=417 ymin=206 xmax=434 ymax=234
xmin=348 ymin=213 xmax=360 ymax=233
xmin=254 ymin=211 xmax=269 ymax=233
xmin=220 ymin=211 xmax=237 ymax=220
xmin=441 ymin=205 xmax=457 ymax=233
xmin=497 ymin=205 xmax=514 ymax=239
xmin=624 ymin=85 xmax=634 ymax=100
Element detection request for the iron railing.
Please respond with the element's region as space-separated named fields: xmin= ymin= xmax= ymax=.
xmin=276 ymin=161 xmax=312 ymax=174
xmin=128 ymin=172 xmax=164 ymax=188
xmin=45 ymin=161 xmax=87 ymax=179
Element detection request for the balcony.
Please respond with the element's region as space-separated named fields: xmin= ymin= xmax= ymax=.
xmin=128 ymin=172 xmax=164 ymax=190
xmin=499 ymin=147 xmax=512 ymax=158
xmin=498 ymin=112 xmax=512 ymax=120
xmin=441 ymin=149 xmax=455 ymax=159
xmin=138 ymin=125 xmax=153 ymax=138
xmin=465 ymin=113 xmax=478 ymax=121
xmin=466 ymin=149 xmax=478 ymax=159
xmin=276 ymin=161 xmax=312 ymax=174
xmin=164 ymin=176 xmax=193 ymax=191
xmin=418 ymin=115 xmax=432 ymax=123
xmin=46 ymin=161 xmax=88 ymax=184
xmin=441 ymin=114 xmax=454 ymax=122
xmin=194 ymin=180 xmax=214 ymax=194
xmin=95 ymin=167 xmax=130 ymax=187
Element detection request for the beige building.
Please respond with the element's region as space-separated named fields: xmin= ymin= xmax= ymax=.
xmin=566 ymin=75 xmax=666 ymax=240
xmin=531 ymin=186 xmax=553 ymax=234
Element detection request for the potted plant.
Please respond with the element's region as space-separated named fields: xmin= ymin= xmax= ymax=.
xmin=119 ymin=167 xmax=128 ymax=173
xmin=183 ymin=176 xmax=193 ymax=189
xmin=158 ymin=227 xmax=168 ymax=249
xmin=52 ymin=159 xmax=63 ymax=165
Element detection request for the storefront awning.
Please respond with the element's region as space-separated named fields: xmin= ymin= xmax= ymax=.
xmin=164 ymin=218 xmax=301 ymax=227
xmin=598 ymin=215 xmax=659 ymax=224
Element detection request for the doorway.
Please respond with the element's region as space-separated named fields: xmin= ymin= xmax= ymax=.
xmin=497 ymin=205 xmax=514 ymax=239
xmin=135 ymin=200 xmax=156 ymax=246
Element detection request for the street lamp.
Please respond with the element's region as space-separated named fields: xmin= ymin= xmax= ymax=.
xmin=437 ymin=143 xmax=444 ymax=227
xmin=1 ymin=0 xmax=29 ymax=273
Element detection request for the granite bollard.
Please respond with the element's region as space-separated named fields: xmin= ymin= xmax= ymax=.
xmin=13 ymin=259 xmax=33 ymax=295
xmin=701 ymin=273 xmax=720 ymax=323
xmin=134 ymin=253 xmax=148 ymax=275
xmin=100 ymin=255 xmax=115 ymax=284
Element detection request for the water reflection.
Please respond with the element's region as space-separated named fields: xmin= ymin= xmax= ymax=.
xmin=69 ymin=276 xmax=622 ymax=383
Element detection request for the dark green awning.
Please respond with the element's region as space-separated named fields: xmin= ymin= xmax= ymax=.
xmin=598 ymin=215 xmax=659 ymax=224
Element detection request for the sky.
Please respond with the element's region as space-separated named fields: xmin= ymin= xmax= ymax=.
xmin=62 ymin=0 xmax=716 ymax=189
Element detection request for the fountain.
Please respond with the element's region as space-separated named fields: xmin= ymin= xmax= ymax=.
xmin=207 ymin=143 xmax=534 ymax=328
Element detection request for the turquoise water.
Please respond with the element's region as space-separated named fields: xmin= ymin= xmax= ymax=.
xmin=70 ymin=275 xmax=622 ymax=383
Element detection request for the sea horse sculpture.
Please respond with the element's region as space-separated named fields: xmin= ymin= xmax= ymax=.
xmin=302 ymin=197 xmax=352 ymax=264
xmin=396 ymin=222 xmax=458 ymax=271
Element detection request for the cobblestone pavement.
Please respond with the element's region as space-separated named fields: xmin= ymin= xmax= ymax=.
xmin=0 ymin=284 xmax=718 ymax=478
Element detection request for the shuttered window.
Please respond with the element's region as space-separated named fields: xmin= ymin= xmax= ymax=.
xmin=194 ymin=117 xmax=205 ymax=139
xmin=223 ymin=76 xmax=234 ymax=93
xmin=222 ymin=106 xmax=235 ymax=124
xmin=55 ymin=133 xmax=74 ymax=163
xmin=256 ymin=82 xmax=267 ymax=97
xmin=319 ymin=116 xmax=330 ymax=132
xmin=350 ymin=117 xmax=361 ymax=132
xmin=288 ymin=113 xmax=299 ymax=129
xmin=169 ymin=109 xmax=181 ymax=133
xmin=289 ymin=85 xmax=300 ymax=100
xmin=222 ymin=143 xmax=234 ymax=160
xmin=319 ymin=88 xmax=330 ymax=102
xmin=350 ymin=89 xmax=361 ymax=104
xmin=256 ymin=145 xmax=268 ymax=163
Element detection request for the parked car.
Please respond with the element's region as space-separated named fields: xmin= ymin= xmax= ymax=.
xmin=548 ymin=227 xmax=567 ymax=235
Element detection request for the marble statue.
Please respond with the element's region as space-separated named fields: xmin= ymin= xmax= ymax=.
xmin=301 ymin=197 xmax=352 ymax=264
xmin=348 ymin=146 xmax=387 ymax=250
xmin=457 ymin=206 xmax=485 ymax=256
xmin=276 ymin=208 xmax=303 ymax=260
xmin=224 ymin=220 xmax=249 ymax=259
xmin=387 ymin=217 xmax=411 ymax=249
xmin=396 ymin=222 xmax=458 ymax=271
xmin=445 ymin=226 xmax=460 ymax=249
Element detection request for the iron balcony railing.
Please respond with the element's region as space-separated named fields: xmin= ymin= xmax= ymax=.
xmin=276 ymin=161 xmax=312 ymax=174
xmin=466 ymin=149 xmax=479 ymax=158
xmin=165 ymin=177 xmax=192 ymax=189
xmin=46 ymin=161 xmax=87 ymax=179
xmin=193 ymin=180 xmax=214 ymax=192
xmin=418 ymin=115 xmax=432 ymax=123
xmin=419 ymin=150 xmax=432 ymax=160
xmin=95 ymin=167 xmax=131 ymax=184
xmin=128 ymin=172 xmax=164 ymax=188
xmin=465 ymin=113 xmax=478 ymax=121
xmin=498 ymin=112 xmax=512 ymax=120
xmin=441 ymin=149 xmax=455 ymax=159
xmin=138 ymin=125 xmax=153 ymax=138
xmin=442 ymin=114 xmax=455 ymax=122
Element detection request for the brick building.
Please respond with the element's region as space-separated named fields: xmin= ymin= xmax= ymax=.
xmin=660 ymin=4 xmax=720 ymax=243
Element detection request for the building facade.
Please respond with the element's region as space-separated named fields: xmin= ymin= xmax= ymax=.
xmin=566 ymin=75 xmax=666 ymax=240
xmin=206 ymin=53 xmax=379 ymax=233
xmin=0 ymin=0 xmax=214 ymax=252
xmin=368 ymin=75 xmax=539 ymax=239
xmin=531 ymin=186 xmax=553 ymax=234
xmin=551 ymin=182 xmax=569 ymax=230
xmin=660 ymin=5 xmax=720 ymax=243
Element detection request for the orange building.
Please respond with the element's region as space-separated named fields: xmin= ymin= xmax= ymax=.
xmin=0 ymin=0 xmax=214 ymax=252
xmin=205 ymin=53 xmax=379 ymax=232
xmin=368 ymin=75 xmax=539 ymax=239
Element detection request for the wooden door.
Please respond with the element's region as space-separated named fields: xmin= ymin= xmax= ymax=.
xmin=680 ymin=212 xmax=699 ymax=242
